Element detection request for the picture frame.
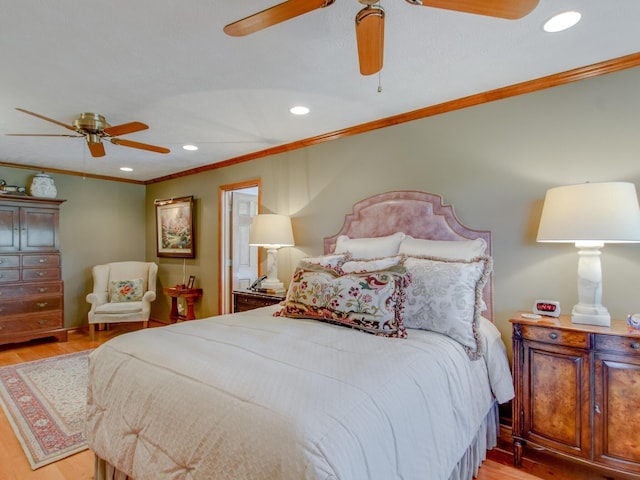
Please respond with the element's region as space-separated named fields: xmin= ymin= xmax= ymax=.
xmin=187 ymin=275 xmax=196 ymax=289
xmin=155 ymin=196 xmax=195 ymax=258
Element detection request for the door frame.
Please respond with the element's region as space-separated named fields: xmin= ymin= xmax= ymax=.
xmin=218 ymin=179 xmax=261 ymax=314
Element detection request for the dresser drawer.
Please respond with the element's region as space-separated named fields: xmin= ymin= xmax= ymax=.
xmin=0 ymin=281 xmax=62 ymax=300
xmin=521 ymin=324 xmax=590 ymax=349
xmin=0 ymin=296 xmax=62 ymax=316
xmin=0 ymin=269 xmax=20 ymax=283
xmin=22 ymin=267 xmax=61 ymax=282
xmin=0 ymin=312 xmax=63 ymax=337
xmin=22 ymin=254 xmax=60 ymax=267
xmin=595 ymin=334 xmax=640 ymax=355
xmin=0 ymin=255 xmax=19 ymax=268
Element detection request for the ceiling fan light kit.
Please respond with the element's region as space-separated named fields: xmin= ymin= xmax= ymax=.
xmin=8 ymin=108 xmax=170 ymax=158
xmin=224 ymin=0 xmax=540 ymax=76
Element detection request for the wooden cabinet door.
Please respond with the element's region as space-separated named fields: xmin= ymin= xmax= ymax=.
xmin=0 ymin=205 xmax=20 ymax=251
xmin=19 ymin=207 xmax=60 ymax=251
xmin=594 ymin=352 xmax=640 ymax=473
xmin=522 ymin=341 xmax=591 ymax=460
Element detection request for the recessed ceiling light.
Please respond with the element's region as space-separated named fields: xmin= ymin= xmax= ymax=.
xmin=290 ymin=106 xmax=310 ymax=115
xmin=183 ymin=144 xmax=198 ymax=151
xmin=543 ymin=11 xmax=581 ymax=33
xmin=120 ymin=167 xmax=133 ymax=172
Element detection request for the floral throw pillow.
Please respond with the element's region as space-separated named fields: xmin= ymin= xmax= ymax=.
xmin=109 ymin=278 xmax=144 ymax=303
xmin=403 ymin=255 xmax=492 ymax=359
xmin=276 ymin=264 xmax=410 ymax=338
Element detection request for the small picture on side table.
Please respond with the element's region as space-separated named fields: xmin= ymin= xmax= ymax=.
xmin=187 ymin=275 xmax=195 ymax=289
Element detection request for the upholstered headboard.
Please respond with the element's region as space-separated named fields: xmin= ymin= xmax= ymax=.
xmin=323 ymin=191 xmax=493 ymax=321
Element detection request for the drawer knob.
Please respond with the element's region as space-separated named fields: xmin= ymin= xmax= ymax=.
xmin=38 ymin=258 xmax=48 ymax=263
xmin=631 ymin=342 xmax=640 ymax=350
xmin=37 ymin=319 xmax=48 ymax=325
xmin=38 ymin=272 xmax=45 ymax=277
xmin=38 ymin=287 xmax=47 ymax=293
xmin=37 ymin=302 xmax=48 ymax=308
xmin=549 ymin=332 xmax=559 ymax=340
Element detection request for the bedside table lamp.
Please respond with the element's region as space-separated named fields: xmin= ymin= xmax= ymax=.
xmin=249 ymin=214 xmax=295 ymax=292
xmin=537 ymin=182 xmax=640 ymax=327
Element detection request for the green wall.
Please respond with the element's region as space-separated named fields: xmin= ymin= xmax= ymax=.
xmin=147 ymin=66 xmax=640 ymax=344
xmin=3 ymin=66 xmax=640 ymax=346
xmin=0 ymin=166 xmax=145 ymax=329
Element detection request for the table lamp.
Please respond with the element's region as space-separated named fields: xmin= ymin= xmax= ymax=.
xmin=249 ymin=214 xmax=295 ymax=292
xmin=537 ymin=182 xmax=640 ymax=326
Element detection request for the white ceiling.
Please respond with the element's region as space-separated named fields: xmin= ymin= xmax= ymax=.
xmin=1 ymin=1 xmax=639 ymax=182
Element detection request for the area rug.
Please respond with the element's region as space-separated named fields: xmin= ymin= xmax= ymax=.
xmin=0 ymin=350 xmax=93 ymax=469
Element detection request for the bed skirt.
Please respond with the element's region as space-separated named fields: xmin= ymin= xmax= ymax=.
xmin=93 ymin=402 xmax=500 ymax=480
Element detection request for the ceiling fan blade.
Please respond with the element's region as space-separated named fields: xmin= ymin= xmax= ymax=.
xmin=224 ymin=0 xmax=332 ymax=37
xmin=15 ymin=108 xmax=77 ymax=131
xmin=110 ymin=138 xmax=170 ymax=154
xmin=103 ymin=121 xmax=149 ymax=137
xmin=355 ymin=6 xmax=385 ymax=76
xmin=6 ymin=133 xmax=82 ymax=137
xmin=410 ymin=0 xmax=539 ymax=19
xmin=87 ymin=141 xmax=106 ymax=158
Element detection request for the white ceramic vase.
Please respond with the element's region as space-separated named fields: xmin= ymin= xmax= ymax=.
xmin=29 ymin=172 xmax=57 ymax=198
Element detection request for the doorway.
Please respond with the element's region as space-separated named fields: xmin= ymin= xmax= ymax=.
xmin=218 ymin=180 xmax=261 ymax=314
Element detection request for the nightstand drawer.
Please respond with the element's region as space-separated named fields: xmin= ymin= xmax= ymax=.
xmin=233 ymin=290 xmax=285 ymax=313
xmin=595 ymin=334 xmax=640 ymax=355
xmin=521 ymin=324 xmax=590 ymax=349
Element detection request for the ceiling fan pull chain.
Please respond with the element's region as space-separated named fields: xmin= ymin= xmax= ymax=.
xmin=377 ymin=0 xmax=383 ymax=92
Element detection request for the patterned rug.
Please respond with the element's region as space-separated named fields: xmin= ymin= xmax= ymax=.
xmin=0 ymin=350 xmax=92 ymax=469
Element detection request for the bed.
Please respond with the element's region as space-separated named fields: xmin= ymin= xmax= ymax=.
xmin=86 ymin=190 xmax=514 ymax=480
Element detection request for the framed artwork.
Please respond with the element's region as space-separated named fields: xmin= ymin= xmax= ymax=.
xmin=155 ymin=196 xmax=195 ymax=258
xmin=187 ymin=275 xmax=196 ymax=289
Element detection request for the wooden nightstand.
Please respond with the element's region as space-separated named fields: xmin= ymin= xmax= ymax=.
xmin=164 ymin=287 xmax=203 ymax=322
xmin=510 ymin=312 xmax=640 ymax=476
xmin=233 ymin=290 xmax=285 ymax=313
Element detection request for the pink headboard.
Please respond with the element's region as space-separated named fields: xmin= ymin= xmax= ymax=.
xmin=324 ymin=191 xmax=493 ymax=322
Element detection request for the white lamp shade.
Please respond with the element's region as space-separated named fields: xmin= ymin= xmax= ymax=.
xmin=537 ymin=182 xmax=640 ymax=243
xmin=249 ymin=214 xmax=295 ymax=248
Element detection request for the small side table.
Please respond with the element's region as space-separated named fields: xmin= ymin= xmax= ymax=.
xmin=164 ymin=287 xmax=203 ymax=322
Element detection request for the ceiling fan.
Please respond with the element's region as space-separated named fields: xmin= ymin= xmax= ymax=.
xmin=224 ymin=0 xmax=539 ymax=75
xmin=8 ymin=108 xmax=170 ymax=158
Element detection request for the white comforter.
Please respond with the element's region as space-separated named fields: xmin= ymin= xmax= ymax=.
xmin=86 ymin=306 xmax=513 ymax=480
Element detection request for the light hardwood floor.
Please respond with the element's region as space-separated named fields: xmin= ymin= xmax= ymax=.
xmin=0 ymin=323 xmax=603 ymax=480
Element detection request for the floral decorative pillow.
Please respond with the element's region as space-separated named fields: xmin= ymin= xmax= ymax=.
xmin=298 ymin=253 xmax=350 ymax=272
xmin=276 ymin=264 xmax=411 ymax=338
xmin=402 ymin=256 xmax=492 ymax=359
xmin=109 ymin=278 xmax=144 ymax=303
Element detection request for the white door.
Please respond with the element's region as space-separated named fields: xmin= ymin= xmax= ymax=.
xmin=231 ymin=192 xmax=258 ymax=291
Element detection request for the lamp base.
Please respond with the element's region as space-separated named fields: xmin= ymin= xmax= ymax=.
xmin=260 ymin=278 xmax=286 ymax=294
xmin=571 ymin=304 xmax=611 ymax=327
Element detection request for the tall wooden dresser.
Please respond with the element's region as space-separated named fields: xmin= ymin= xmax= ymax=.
xmin=0 ymin=195 xmax=67 ymax=345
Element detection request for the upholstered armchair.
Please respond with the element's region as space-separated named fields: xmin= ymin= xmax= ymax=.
xmin=86 ymin=261 xmax=158 ymax=340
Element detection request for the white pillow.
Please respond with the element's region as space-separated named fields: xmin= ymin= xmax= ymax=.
xmin=334 ymin=232 xmax=405 ymax=259
xmin=402 ymin=255 xmax=492 ymax=360
xmin=341 ymin=255 xmax=404 ymax=274
xmin=399 ymin=237 xmax=486 ymax=261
